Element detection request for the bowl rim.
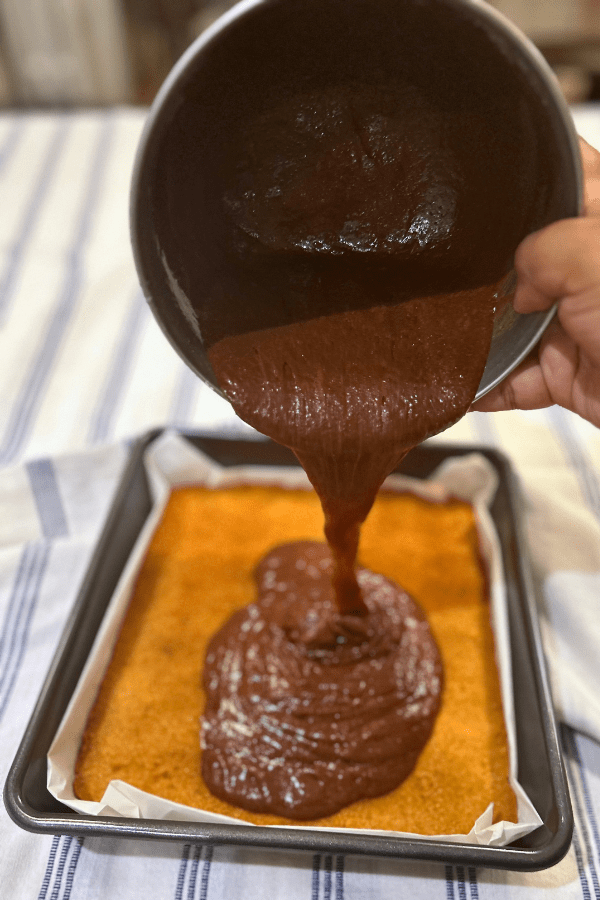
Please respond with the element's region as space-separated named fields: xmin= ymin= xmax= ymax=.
xmin=129 ymin=0 xmax=584 ymax=402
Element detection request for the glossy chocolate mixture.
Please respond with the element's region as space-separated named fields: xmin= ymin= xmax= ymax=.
xmin=199 ymin=84 xmax=499 ymax=818
xmin=207 ymin=84 xmax=501 ymax=614
xmin=208 ymin=286 xmax=497 ymax=615
xmin=152 ymin=1 xmax=558 ymax=820
xmin=201 ymin=541 xmax=443 ymax=820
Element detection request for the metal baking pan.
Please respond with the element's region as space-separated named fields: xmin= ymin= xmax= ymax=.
xmin=4 ymin=429 xmax=572 ymax=870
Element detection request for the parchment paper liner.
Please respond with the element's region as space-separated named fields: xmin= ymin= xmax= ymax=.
xmin=48 ymin=431 xmax=542 ymax=846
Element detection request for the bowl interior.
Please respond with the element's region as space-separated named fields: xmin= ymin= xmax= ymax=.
xmin=131 ymin=0 xmax=582 ymax=397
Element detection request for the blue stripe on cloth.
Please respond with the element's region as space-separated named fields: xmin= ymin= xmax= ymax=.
xmin=0 ymin=541 xmax=49 ymax=722
xmin=87 ymin=287 xmax=148 ymax=444
xmin=45 ymin=835 xmax=72 ymax=900
xmin=323 ymin=854 xmax=333 ymax=900
xmin=455 ymin=866 xmax=467 ymax=900
xmin=445 ymin=864 xmax=455 ymax=900
xmin=37 ymin=836 xmax=61 ymax=900
xmin=0 ymin=117 xmax=70 ymax=322
xmin=199 ymin=845 xmax=213 ymax=900
xmin=564 ymin=727 xmax=600 ymax=898
xmin=562 ymin=725 xmax=599 ymax=899
xmin=0 ymin=115 xmax=115 ymax=465
xmin=467 ymin=867 xmax=478 ymax=900
xmin=62 ymin=837 xmax=84 ymax=900
xmin=547 ymin=406 xmax=600 ymax=522
xmin=187 ymin=844 xmax=202 ymax=900
xmin=312 ymin=854 xmax=321 ymax=900
xmin=174 ymin=844 xmax=212 ymax=900
xmin=0 ymin=544 xmax=31 ymax=663
xmin=571 ymin=827 xmax=593 ymax=900
xmin=175 ymin=844 xmax=192 ymax=900
xmin=572 ymin=734 xmax=600 ymax=880
xmin=0 ymin=117 xmax=26 ymax=176
xmin=26 ymin=458 xmax=69 ymax=539
xmin=334 ymin=855 xmax=344 ymax=900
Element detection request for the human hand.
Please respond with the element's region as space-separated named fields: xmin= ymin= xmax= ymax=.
xmin=471 ymin=137 xmax=600 ymax=428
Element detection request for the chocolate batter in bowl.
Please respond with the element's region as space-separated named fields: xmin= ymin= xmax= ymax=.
xmin=130 ymin=0 xmax=581 ymax=819
xmin=131 ymin=0 xmax=582 ymax=399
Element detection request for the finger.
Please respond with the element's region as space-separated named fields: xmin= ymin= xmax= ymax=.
xmin=537 ymin=318 xmax=600 ymax=425
xmin=470 ymin=352 xmax=553 ymax=413
xmin=580 ymin=136 xmax=600 ymax=182
xmin=556 ymin=282 xmax=600 ymax=367
xmin=535 ymin=319 xmax=581 ymax=410
xmin=584 ymin=177 xmax=600 ymax=218
xmin=580 ymin=135 xmax=600 ymax=216
xmin=513 ymin=216 xmax=600 ymax=313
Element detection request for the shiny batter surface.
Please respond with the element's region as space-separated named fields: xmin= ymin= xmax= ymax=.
xmin=201 ymin=540 xmax=442 ymax=819
xmin=203 ymin=80 xmax=500 ymax=814
xmin=208 ymin=290 xmax=497 ymax=616
xmin=207 ymin=79 xmax=501 ymax=605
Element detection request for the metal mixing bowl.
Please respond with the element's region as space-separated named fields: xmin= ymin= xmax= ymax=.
xmin=130 ymin=0 xmax=583 ymax=402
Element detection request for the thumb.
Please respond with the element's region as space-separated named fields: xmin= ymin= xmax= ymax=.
xmin=513 ymin=217 xmax=600 ymax=366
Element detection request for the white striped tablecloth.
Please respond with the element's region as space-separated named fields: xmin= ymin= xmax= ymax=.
xmin=1 ymin=105 xmax=600 ymax=899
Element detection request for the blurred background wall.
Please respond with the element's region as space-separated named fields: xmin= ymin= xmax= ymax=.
xmin=0 ymin=0 xmax=599 ymax=108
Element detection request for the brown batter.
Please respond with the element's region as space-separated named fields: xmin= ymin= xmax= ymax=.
xmin=208 ymin=287 xmax=497 ymax=613
xmin=200 ymin=81 xmax=501 ymax=817
xmin=202 ymin=540 xmax=442 ymax=819
xmin=207 ymin=84 xmax=502 ymax=612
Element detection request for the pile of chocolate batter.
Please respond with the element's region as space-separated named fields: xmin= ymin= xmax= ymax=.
xmin=202 ymin=541 xmax=442 ymax=819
